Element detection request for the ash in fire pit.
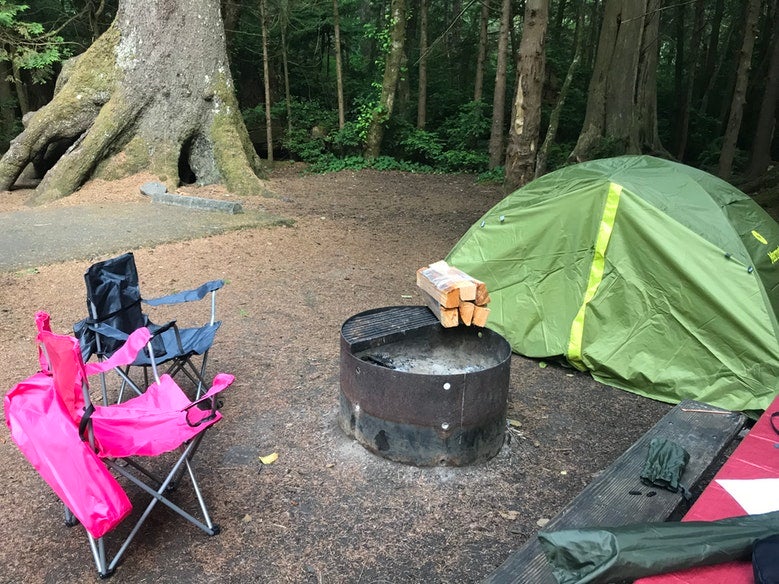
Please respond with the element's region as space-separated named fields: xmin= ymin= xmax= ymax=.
xmin=357 ymin=336 xmax=504 ymax=375
xmin=339 ymin=306 xmax=511 ymax=466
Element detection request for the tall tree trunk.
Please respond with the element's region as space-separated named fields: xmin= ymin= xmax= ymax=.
xmin=536 ymin=0 xmax=583 ymax=178
xmin=718 ymin=0 xmax=760 ymax=179
xmin=504 ymin=0 xmax=548 ymax=190
xmin=88 ymin=0 xmax=108 ymax=41
xmin=10 ymin=59 xmax=29 ymax=116
xmin=570 ymin=0 xmax=664 ymax=161
xmin=280 ymin=3 xmax=292 ymax=134
xmin=746 ymin=4 xmax=779 ymax=180
xmin=672 ymin=1 xmax=686 ymax=140
xmin=552 ymin=0 xmax=569 ymax=42
xmin=698 ymin=0 xmax=726 ymax=114
xmin=583 ymin=0 xmax=601 ymax=71
xmin=333 ymin=0 xmax=346 ymax=130
xmin=488 ymin=0 xmax=511 ymax=169
xmin=0 ymin=61 xmax=15 ymax=152
xmin=260 ymin=0 xmax=273 ymax=163
xmin=635 ymin=0 xmax=665 ymax=155
xmin=222 ymin=0 xmax=240 ymax=46
xmin=675 ymin=0 xmax=705 ymax=160
xmin=417 ymin=0 xmax=428 ymax=129
xmin=0 ymin=0 xmax=267 ymax=202
xmin=365 ymin=0 xmax=407 ymax=159
xmin=397 ymin=50 xmax=411 ymax=118
xmin=474 ymin=0 xmax=490 ymax=101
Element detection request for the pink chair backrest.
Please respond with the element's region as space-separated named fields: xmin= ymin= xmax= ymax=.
xmin=35 ymin=312 xmax=88 ymax=420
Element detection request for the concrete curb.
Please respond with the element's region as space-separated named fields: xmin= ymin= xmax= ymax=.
xmin=151 ymin=192 xmax=243 ymax=214
xmin=140 ymin=181 xmax=243 ymax=214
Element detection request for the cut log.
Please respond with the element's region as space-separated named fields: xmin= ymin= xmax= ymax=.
xmin=459 ymin=301 xmax=475 ymax=326
xmin=417 ymin=260 xmax=491 ymax=324
xmin=456 ymin=280 xmax=477 ymax=302
xmin=477 ymin=291 xmax=490 ymax=306
xmin=421 ymin=290 xmax=459 ymax=328
xmin=416 ymin=267 xmax=461 ymax=308
xmin=472 ymin=305 xmax=491 ymax=327
xmin=429 ymin=260 xmax=488 ymax=304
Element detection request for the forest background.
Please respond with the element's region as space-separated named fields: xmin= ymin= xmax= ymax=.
xmin=3 ymin=0 xmax=779 ymax=201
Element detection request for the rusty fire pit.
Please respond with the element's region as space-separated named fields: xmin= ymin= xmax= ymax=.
xmin=338 ymin=306 xmax=511 ymax=466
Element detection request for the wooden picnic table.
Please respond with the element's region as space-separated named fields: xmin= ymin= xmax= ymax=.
xmin=635 ymin=392 xmax=779 ymax=584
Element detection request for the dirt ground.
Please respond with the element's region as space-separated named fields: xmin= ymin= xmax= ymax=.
xmin=0 ymin=165 xmax=674 ymax=583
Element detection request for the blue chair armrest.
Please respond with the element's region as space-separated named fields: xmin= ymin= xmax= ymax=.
xmin=144 ymin=280 xmax=224 ymax=306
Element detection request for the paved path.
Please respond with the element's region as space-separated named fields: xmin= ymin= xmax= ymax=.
xmin=0 ymin=201 xmax=284 ymax=272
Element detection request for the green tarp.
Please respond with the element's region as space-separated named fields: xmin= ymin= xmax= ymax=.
xmin=538 ymin=511 xmax=779 ymax=584
xmin=447 ymin=156 xmax=779 ymax=412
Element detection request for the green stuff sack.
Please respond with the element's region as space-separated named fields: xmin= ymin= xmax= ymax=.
xmin=640 ymin=438 xmax=690 ymax=496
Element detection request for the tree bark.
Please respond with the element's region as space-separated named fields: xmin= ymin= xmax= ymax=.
xmin=635 ymin=0 xmax=665 ymax=155
xmin=536 ymin=0 xmax=583 ymax=178
xmin=699 ymin=0 xmax=725 ymax=114
xmin=0 ymin=0 xmax=267 ymax=203
xmin=222 ymin=0 xmax=240 ymax=45
xmin=718 ymin=0 xmax=760 ymax=179
xmin=570 ymin=0 xmax=665 ymax=162
xmin=417 ymin=0 xmax=428 ymax=129
xmin=365 ymin=0 xmax=407 ymax=160
xmin=474 ymin=0 xmax=490 ymax=102
xmin=10 ymin=59 xmax=29 ymax=117
xmin=0 ymin=61 xmax=15 ymax=152
xmin=280 ymin=2 xmax=293 ymax=134
xmin=333 ymin=0 xmax=346 ymax=130
xmin=488 ymin=0 xmax=511 ymax=169
xmin=746 ymin=4 xmax=779 ymax=180
xmin=260 ymin=0 xmax=273 ymax=163
xmin=674 ymin=0 xmax=705 ymax=161
xmin=504 ymin=0 xmax=548 ymax=191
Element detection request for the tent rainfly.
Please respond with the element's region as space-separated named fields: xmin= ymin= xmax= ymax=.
xmin=447 ymin=156 xmax=779 ymax=412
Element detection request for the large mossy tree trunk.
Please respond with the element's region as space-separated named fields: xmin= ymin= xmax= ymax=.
xmin=569 ymin=0 xmax=666 ymax=162
xmin=0 ymin=0 xmax=268 ymax=204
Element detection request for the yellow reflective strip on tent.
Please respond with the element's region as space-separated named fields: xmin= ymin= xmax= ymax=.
xmin=567 ymin=182 xmax=623 ymax=369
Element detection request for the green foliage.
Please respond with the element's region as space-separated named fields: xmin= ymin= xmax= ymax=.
xmin=283 ymin=128 xmax=326 ymax=162
xmin=307 ymin=153 xmax=433 ymax=173
xmin=437 ymin=149 xmax=489 ymax=173
xmin=328 ymin=121 xmax=364 ymax=155
xmin=439 ymin=101 xmax=491 ymax=150
xmin=542 ymin=142 xmax=574 ymax=173
xmin=476 ymin=166 xmax=505 ymax=184
xmin=272 ymin=97 xmax=339 ymax=134
xmin=400 ymin=128 xmax=442 ymax=164
xmin=0 ymin=1 xmax=66 ymax=83
xmin=586 ymin=136 xmax=629 ymax=160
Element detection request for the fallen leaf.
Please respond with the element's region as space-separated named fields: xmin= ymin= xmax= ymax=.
xmin=259 ymin=452 xmax=279 ymax=465
xmin=537 ymin=517 xmax=550 ymax=528
xmin=539 ymin=361 xmax=547 ymax=368
xmin=507 ymin=418 xmax=522 ymax=428
xmin=498 ymin=510 xmax=519 ymax=520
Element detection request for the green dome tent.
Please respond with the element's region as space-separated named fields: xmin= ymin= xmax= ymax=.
xmin=447 ymin=156 xmax=779 ymax=412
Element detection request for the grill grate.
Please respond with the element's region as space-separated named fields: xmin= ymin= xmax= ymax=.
xmin=341 ymin=306 xmax=439 ymax=351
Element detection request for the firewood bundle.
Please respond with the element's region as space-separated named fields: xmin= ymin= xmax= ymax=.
xmin=416 ymin=260 xmax=491 ymax=328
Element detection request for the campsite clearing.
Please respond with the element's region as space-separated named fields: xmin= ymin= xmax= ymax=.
xmin=0 ymin=164 xmax=769 ymax=582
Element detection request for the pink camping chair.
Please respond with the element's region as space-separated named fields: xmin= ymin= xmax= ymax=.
xmin=4 ymin=312 xmax=234 ymax=578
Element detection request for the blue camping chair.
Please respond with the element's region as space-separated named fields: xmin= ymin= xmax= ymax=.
xmin=75 ymin=252 xmax=223 ymax=402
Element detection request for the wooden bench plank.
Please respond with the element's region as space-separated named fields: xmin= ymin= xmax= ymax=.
xmin=483 ymin=400 xmax=746 ymax=584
